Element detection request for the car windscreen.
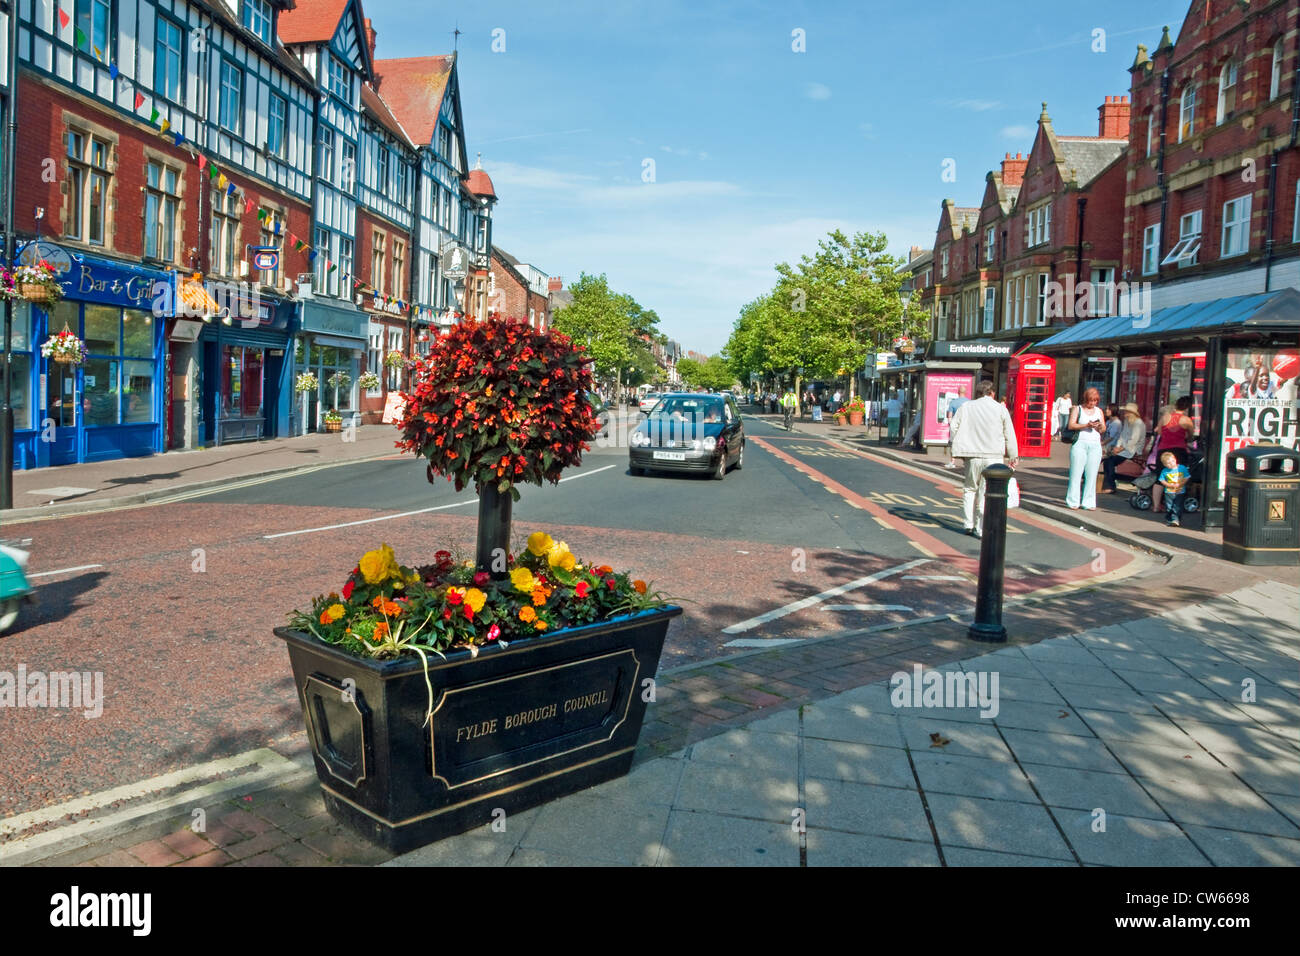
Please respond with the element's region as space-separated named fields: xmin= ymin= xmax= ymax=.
xmin=650 ymin=397 xmax=725 ymax=421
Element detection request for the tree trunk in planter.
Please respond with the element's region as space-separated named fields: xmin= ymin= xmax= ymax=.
xmin=475 ymin=482 xmax=513 ymax=579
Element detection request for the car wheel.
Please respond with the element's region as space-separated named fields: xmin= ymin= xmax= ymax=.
xmin=629 ymin=465 xmax=643 ymax=476
xmin=0 ymin=597 xmax=21 ymax=633
xmin=712 ymin=454 xmax=726 ymax=481
xmin=733 ymin=441 xmax=744 ymax=470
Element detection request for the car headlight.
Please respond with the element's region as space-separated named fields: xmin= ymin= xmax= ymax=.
xmin=701 ymin=437 xmax=717 ymax=451
xmin=630 ymin=431 xmax=648 ymax=447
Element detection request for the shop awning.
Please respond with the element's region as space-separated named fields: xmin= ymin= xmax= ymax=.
xmin=1036 ymin=288 xmax=1300 ymax=352
xmin=178 ymin=278 xmax=226 ymax=319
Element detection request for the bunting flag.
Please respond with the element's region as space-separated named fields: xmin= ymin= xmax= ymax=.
xmin=245 ymin=197 xmax=254 ymax=214
xmin=93 ymin=45 xmax=103 ymax=60
xmin=159 ymin=119 xmax=170 ymax=135
xmin=109 ymin=64 xmax=119 ymax=80
xmin=217 ymin=174 xmax=227 ymax=190
xmin=209 ymin=164 xmax=218 ymax=181
xmin=328 ymin=264 xmax=338 ymax=274
xmin=257 ymin=207 xmax=268 ymax=221
xmin=74 ymin=27 xmax=86 ymax=48
xmin=150 ymin=107 xmax=159 ymax=124
xmin=58 ymin=9 xmax=70 ymax=30
xmin=273 ymin=221 xmax=281 ymax=236
xmin=173 ymin=132 xmax=185 ymax=147
xmin=134 ymin=92 xmax=145 ymax=110
xmin=226 ymin=183 xmax=237 ymax=197
xmin=307 ymin=250 xmax=318 ymax=262
xmin=295 ymin=239 xmax=306 ymax=252
xmin=198 ymin=155 xmax=207 ymax=172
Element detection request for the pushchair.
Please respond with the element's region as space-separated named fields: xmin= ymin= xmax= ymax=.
xmin=1129 ymin=444 xmax=1205 ymax=513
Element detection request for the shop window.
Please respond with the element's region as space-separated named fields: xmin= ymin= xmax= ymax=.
xmin=1119 ymin=355 xmax=1158 ymax=426
xmin=80 ymin=306 xmax=155 ymax=426
xmin=0 ymin=304 xmax=34 ymax=430
xmin=386 ymin=329 xmax=403 ymax=390
xmin=222 ymin=345 xmax=264 ymax=419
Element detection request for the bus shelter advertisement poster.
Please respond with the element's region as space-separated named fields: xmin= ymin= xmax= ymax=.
xmin=1220 ymin=349 xmax=1300 ymax=492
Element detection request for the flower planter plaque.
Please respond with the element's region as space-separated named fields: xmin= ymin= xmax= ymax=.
xmin=276 ymin=605 xmax=679 ymax=851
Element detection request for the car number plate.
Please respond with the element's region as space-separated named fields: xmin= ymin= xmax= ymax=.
xmin=653 ymin=451 xmax=686 ymax=461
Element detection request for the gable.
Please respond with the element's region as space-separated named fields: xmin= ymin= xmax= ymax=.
xmin=330 ymin=0 xmax=373 ymax=78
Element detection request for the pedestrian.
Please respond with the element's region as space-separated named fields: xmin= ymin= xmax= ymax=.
xmin=1101 ymin=404 xmax=1122 ymax=451
xmin=903 ymin=396 xmax=924 ymax=449
xmin=885 ymin=393 xmax=902 ymax=441
xmin=1156 ymin=449 xmax=1191 ymax=527
xmin=1064 ymin=387 xmax=1105 ymax=510
xmin=1151 ymin=396 xmax=1195 ymax=512
xmin=1054 ymin=392 xmax=1073 ymax=440
xmin=1100 ymin=403 xmax=1147 ymax=493
xmin=945 ymin=391 xmax=970 ymax=469
xmin=948 ymin=379 xmax=1019 ymax=539
xmin=780 ymin=387 xmax=798 ymax=429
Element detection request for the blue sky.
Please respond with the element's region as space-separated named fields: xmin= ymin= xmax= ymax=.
xmin=364 ymin=0 xmax=1193 ymax=354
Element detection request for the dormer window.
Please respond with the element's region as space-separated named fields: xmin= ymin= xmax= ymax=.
xmin=243 ymin=0 xmax=273 ymax=46
xmin=1216 ymin=61 xmax=1237 ymax=124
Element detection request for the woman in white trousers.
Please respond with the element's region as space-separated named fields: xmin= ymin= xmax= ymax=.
xmin=1066 ymin=388 xmax=1105 ymax=510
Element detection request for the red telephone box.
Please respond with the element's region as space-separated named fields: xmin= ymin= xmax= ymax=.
xmin=1006 ymin=353 xmax=1056 ymax=459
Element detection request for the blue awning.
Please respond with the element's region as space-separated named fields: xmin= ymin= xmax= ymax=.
xmin=1036 ymin=288 xmax=1300 ymax=352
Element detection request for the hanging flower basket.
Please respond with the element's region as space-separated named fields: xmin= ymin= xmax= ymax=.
xmin=9 ymin=261 xmax=63 ymax=306
xmin=40 ymin=328 xmax=87 ymax=366
xmin=383 ymin=349 xmax=406 ymax=370
xmin=295 ymin=371 xmax=319 ymax=393
xmin=358 ymin=371 xmax=382 ymax=391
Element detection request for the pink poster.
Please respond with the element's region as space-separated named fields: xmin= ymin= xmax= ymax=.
xmin=923 ymin=373 xmax=975 ymax=445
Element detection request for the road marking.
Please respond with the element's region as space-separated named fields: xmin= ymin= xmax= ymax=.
xmin=1023 ymin=565 xmax=1043 ymax=575
xmin=904 ymin=574 xmax=966 ymax=581
xmin=873 ymin=516 xmax=891 ymax=528
xmin=907 ymin=542 xmax=937 ymax=558
xmin=28 ymin=563 xmax=104 ymax=578
xmin=722 ymin=638 xmax=809 ymax=649
xmin=265 ymin=464 xmax=618 ymax=538
xmin=822 ymin=604 xmax=913 ymax=612
xmin=721 ymin=559 xmax=930 ymax=634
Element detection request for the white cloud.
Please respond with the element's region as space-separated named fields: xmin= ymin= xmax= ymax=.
xmin=577 ymin=180 xmax=744 ymax=205
xmin=1001 ymin=125 xmax=1033 ymax=140
xmin=486 ymin=161 xmax=599 ymax=192
xmin=948 ymin=98 xmax=1002 ymax=112
xmin=805 ymin=82 xmax=831 ymax=100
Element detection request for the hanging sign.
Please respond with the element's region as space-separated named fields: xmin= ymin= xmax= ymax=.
xmin=250 ymin=246 xmax=280 ymax=271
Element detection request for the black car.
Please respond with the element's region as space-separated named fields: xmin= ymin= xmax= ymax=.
xmin=628 ymin=392 xmax=745 ymax=480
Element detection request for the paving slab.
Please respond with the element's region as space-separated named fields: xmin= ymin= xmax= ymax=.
xmin=999 ymin=728 xmax=1130 ymax=776
xmin=1182 ymin=826 xmax=1300 ymax=866
xmin=802 ymin=738 xmax=916 ymax=789
xmin=1052 ymin=810 xmax=1209 ymax=867
xmin=1023 ymin=764 xmax=1168 ymax=819
xmin=909 ymin=751 xmax=1039 ymax=804
xmin=939 ymin=846 xmax=1077 ymax=867
xmin=659 ymin=810 xmax=798 ymax=867
xmin=519 ymin=795 xmax=670 ymax=866
xmin=673 ymin=760 xmax=798 ymax=822
xmin=922 ymin=793 xmax=1075 ymax=861
xmin=804 ymin=779 xmax=932 ymax=841
xmin=895 ymin=716 xmax=1014 ymax=761
xmin=805 ymin=829 xmax=939 ymax=866
xmin=992 ymin=700 xmax=1093 ymax=737
xmin=801 ymin=702 xmax=905 ymax=747
xmin=686 ymin=728 xmax=798 ymax=772
xmin=1139 ymin=779 xmax=1300 ymax=838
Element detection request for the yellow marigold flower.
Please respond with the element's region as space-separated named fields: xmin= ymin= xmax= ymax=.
xmin=511 ymin=566 xmax=536 ymax=594
xmin=325 ymin=603 xmax=346 ymax=622
xmin=547 ymin=541 xmax=576 ymax=571
xmin=527 ymin=532 xmax=554 ymax=556
xmin=519 ymin=605 xmax=537 ymax=623
xmin=359 ymin=544 xmax=399 ymax=585
xmin=464 ymin=588 xmax=487 ymax=614
xmin=534 ymin=620 xmax=549 ymax=631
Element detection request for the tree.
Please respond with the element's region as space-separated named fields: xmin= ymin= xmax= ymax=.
xmin=551 ymin=274 xmax=665 ymax=394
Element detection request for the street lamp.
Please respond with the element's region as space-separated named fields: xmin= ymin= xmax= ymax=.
xmin=1 ymin=2 xmax=20 ymax=509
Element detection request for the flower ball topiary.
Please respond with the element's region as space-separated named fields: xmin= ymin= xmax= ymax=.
xmin=395 ymin=318 xmax=599 ymax=499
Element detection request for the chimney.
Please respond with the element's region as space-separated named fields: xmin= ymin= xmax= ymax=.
xmin=364 ymin=18 xmax=377 ymax=69
xmin=909 ymin=245 xmax=923 ymax=261
xmin=547 ymin=277 xmax=563 ymax=292
xmin=1001 ymin=152 xmax=1028 ymax=186
xmin=1098 ymin=95 xmax=1131 ymax=139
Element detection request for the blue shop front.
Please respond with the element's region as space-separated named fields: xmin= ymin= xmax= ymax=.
xmin=10 ymin=241 xmax=168 ymax=470
xmin=292 ymin=299 xmax=367 ymax=434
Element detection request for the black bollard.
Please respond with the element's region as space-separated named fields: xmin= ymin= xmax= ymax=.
xmin=968 ymin=463 xmax=1013 ymax=643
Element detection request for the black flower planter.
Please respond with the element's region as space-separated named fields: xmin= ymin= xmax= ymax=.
xmin=275 ymin=605 xmax=681 ymax=852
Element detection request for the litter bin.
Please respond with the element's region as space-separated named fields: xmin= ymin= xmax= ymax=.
xmin=1222 ymin=445 xmax=1300 ymax=566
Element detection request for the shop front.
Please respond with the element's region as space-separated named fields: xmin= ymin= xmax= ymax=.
xmin=294 ymin=299 xmax=367 ymax=434
xmin=1036 ymin=289 xmax=1300 ymax=528
xmin=9 ymin=241 xmax=167 ymax=470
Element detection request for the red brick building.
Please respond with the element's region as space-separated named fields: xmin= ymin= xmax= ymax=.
xmin=489 ymin=247 xmax=550 ymax=330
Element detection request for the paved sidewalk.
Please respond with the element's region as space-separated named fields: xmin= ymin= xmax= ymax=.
xmin=6 ymin=582 xmax=1296 ymax=866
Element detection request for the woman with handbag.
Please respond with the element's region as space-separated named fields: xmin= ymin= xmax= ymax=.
xmin=1100 ymin=403 xmax=1147 ymax=493
xmin=1065 ymin=388 xmax=1106 ymax=510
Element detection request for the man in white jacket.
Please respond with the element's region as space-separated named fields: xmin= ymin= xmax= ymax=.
xmin=948 ymin=380 xmax=1019 ymax=538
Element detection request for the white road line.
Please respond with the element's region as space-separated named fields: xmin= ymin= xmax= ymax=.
xmin=821 ymin=604 xmax=914 ymax=612
xmin=907 ymin=541 xmax=937 ymax=558
xmin=721 ymin=558 xmax=931 ymax=634
xmin=28 ymin=564 xmax=104 ymax=578
xmin=904 ymin=574 xmax=966 ymax=581
xmin=264 ymin=464 xmax=617 ymax=539
xmin=722 ymin=638 xmax=809 ymax=649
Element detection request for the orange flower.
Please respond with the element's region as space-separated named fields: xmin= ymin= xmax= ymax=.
xmin=374 ymin=622 xmax=390 ymax=641
xmin=519 ymin=606 xmax=537 ymax=623
xmin=534 ymin=620 xmax=549 ymax=630
xmin=531 ymin=587 xmax=548 ymax=606
xmin=633 ymin=580 xmax=647 ymax=594
xmin=593 ymin=565 xmax=613 ymax=576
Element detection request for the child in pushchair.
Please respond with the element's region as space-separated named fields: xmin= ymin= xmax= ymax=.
xmin=1129 ymin=445 xmax=1204 ymax=515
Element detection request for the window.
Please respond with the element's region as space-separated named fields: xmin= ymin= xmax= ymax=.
xmin=984 ymin=227 xmax=995 ymax=265
xmin=76 ymin=0 xmax=112 ymax=61
xmin=1217 ymin=61 xmax=1237 ymax=124
xmin=222 ymin=346 xmax=264 ymax=419
xmin=1036 ymin=273 xmax=1049 ymax=326
xmin=210 ymin=189 xmax=240 ymax=277
xmin=1179 ymin=85 xmax=1196 ymax=142
xmin=386 ymin=329 xmax=402 ymax=390
xmin=1026 ymin=204 xmax=1052 ymax=247
xmin=436 ymin=123 xmax=451 ymax=159
xmin=376 ymin=147 xmax=389 ymax=194
xmin=267 ymin=93 xmax=287 ymax=159
xmin=983 ymin=287 xmax=995 ymax=334
xmin=1142 ymin=223 xmax=1161 ymax=275
xmin=429 ymin=253 xmax=440 ymax=307
xmin=143 ymin=160 xmax=179 ymax=263
xmin=392 ymin=239 xmax=405 ymax=298
xmin=1146 ymin=110 xmax=1156 ymax=157
xmin=1271 ymin=40 xmax=1285 ymax=101
xmin=155 ymin=17 xmax=184 ymax=103
xmin=338 ymin=237 xmax=353 ymax=299
xmin=341 ymin=140 xmax=356 ymax=189
xmin=65 ymin=131 xmax=111 ymax=245
xmin=440 ymin=188 xmax=451 ymax=228
xmin=1162 ymin=210 xmax=1202 ymax=267
xmin=259 ymin=219 xmax=282 ymax=287
xmin=1089 ymin=268 xmax=1115 ymax=317
xmin=318 ymin=128 xmax=334 ymax=180
xmin=243 ymin=0 xmax=272 ymax=46
xmin=940 ymin=248 xmax=949 ymax=278
xmin=82 ymin=306 xmax=155 ymax=426
xmin=1294 ymin=181 xmax=1300 ymax=242
xmin=314 ymin=227 xmax=331 ymax=293
xmin=1003 ymin=280 xmax=1013 ymax=330
xmin=367 ymin=324 xmax=384 ymax=394
xmin=396 ymin=158 xmax=408 ymax=204
xmin=938 ymin=300 xmax=949 ymax=339
xmin=371 ymin=232 xmax=386 ymax=295
xmin=219 ymin=60 xmax=243 ymax=134
xmin=328 ymin=54 xmax=352 ymax=102
xmin=1221 ymin=195 xmax=1252 ymax=257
